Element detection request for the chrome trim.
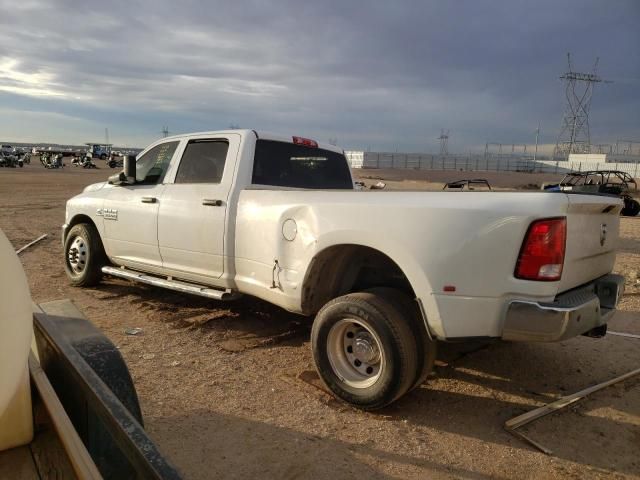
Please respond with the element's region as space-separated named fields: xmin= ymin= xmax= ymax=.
xmin=61 ymin=223 xmax=69 ymax=247
xmin=503 ymin=274 xmax=624 ymax=342
xmin=416 ymin=297 xmax=434 ymax=341
xmin=101 ymin=266 xmax=239 ymax=301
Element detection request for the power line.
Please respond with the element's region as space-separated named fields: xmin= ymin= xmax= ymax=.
xmin=438 ymin=129 xmax=449 ymax=155
xmin=553 ymin=53 xmax=612 ymax=159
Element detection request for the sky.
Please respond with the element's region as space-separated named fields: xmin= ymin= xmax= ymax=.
xmin=0 ymin=0 xmax=638 ymax=153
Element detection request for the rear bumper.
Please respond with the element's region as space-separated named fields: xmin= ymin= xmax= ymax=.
xmin=503 ymin=274 xmax=624 ymax=342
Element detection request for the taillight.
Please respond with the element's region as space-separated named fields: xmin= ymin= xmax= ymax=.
xmin=515 ymin=217 xmax=567 ymax=281
xmin=292 ymin=136 xmax=318 ymax=148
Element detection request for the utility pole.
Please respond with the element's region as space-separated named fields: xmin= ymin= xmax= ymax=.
xmin=553 ymin=53 xmax=611 ymax=159
xmin=438 ymin=129 xmax=449 ymax=156
xmin=534 ymin=122 xmax=540 ymax=162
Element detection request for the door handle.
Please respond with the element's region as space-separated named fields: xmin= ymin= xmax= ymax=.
xmin=141 ymin=196 xmax=157 ymax=203
xmin=202 ymin=199 xmax=223 ymax=206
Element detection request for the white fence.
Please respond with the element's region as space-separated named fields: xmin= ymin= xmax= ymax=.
xmin=345 ymin=151 xmax=640 ymax=177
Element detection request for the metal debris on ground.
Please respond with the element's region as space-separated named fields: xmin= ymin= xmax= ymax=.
xmin=505 ymin=366 xmax=640 ymax=454
xmin=124 ymin=327 xmax=143 ymax=336
xmin=608 ymin=330 xmax=640 ymax=339
xmin=370 ymin=181 xmax=386 ymax=190
xmin=15 ymin=233 xmax=48 ymax=255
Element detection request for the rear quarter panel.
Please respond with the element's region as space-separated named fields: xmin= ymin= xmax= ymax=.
xmin=234 ymin=190 xmax=572 ymax=338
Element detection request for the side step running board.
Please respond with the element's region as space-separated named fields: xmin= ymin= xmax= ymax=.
xmin=101 ymin=266 xmax=239 ymax=301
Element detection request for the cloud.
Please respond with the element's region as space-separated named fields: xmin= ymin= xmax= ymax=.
xmin=0 ymin=0 xmax=638 ymax=151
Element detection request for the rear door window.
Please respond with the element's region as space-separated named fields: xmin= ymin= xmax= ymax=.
xmin=252 ymin=140 xmax=352 ymax=189
xmin=174 ymin=140 xmax=229 ymax=184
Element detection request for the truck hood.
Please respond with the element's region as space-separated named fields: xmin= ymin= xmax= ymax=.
xmin=82 ymin=181 xmax=108 ymax=193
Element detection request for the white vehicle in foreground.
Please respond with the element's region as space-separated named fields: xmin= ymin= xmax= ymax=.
xmin=63 ymin=130 xmax=624 ymax=409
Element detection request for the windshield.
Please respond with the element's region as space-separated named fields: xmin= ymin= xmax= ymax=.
xmin=252 ymin=140 xmax=353 ymax=189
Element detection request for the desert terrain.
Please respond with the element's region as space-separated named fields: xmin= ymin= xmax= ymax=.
xmin=1 ymin=162 xmax=639 ymax=479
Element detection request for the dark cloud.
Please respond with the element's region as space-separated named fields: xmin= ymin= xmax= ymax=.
xmin=0 ymin=0 xmax=638 ymax=151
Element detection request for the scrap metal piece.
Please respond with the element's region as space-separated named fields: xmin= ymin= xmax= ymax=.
xmin=15 ymin=234 xmax=48 ymax=255
xmin=505 ymin=366 xmax=640 ymax=454
xmin=608 ymin=330 xmax=640 ymax=339
xmin=508 ymin=428 xmax=553 ymax=455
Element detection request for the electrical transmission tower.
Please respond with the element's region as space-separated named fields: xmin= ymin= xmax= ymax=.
xmin=438 ymin=129 xmax=449 ymax=155
xmin=553 ymin=53 xmax=611 ymax=159
xmin=161 ymin=126 xmax=170 ymax=138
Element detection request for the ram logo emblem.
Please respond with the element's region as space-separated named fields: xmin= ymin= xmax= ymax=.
xmin=97 ymin=208 xmax=118 ymax=221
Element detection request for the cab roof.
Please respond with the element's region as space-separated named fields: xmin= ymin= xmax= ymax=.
xmin=160 ymin=129 xmax=344 ymax=154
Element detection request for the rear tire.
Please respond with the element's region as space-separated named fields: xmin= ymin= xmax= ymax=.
xmin=64 ymin=223 xmax=106 ymax=287
xmin=365 ymin=287 xmax=437 ymax=391
xmin=311 ymin=292 xmax=419 ymax=410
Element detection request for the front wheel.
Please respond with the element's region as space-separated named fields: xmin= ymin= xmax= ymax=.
xmin=63 ymin=223 xmax=106 ymax=286
xmin=311 ymin=292 xmax=419 ymax=410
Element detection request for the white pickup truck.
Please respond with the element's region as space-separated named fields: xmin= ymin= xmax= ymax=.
xmin=63 ymin=130 xmax=624 ymax=409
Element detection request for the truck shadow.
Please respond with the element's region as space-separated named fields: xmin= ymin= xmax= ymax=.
xmin=93 ymin=279 xmax=313 ymax=350
xmin=391 ymin=339 xmax=640 ymax=476
xmin=146 ymin=409 xmax=499 ymax=480
xmin=93 ymin=279 xmax=640 ymax=476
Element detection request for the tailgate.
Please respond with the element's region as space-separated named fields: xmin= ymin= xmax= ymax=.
xmin=559 ymin=194 xmax=622 ymax=292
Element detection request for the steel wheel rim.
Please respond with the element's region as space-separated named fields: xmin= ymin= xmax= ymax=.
xmin=67 ymin=235 xmax=88 ymax=274
xmin=326 ymin=318 xmax=385 ymax=389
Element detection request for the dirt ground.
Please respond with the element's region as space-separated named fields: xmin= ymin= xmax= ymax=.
xmin=1 ymin=162 xmax=639 ymax=479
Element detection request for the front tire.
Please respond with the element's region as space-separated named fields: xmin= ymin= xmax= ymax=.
xmin=63 ymin=223 xmax=106 ymax=286
xmin=311 ymin=292 xmax=419 ymax=410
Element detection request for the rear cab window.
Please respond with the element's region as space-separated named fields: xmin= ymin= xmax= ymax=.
xmin=252 ymin=140 xmax=353 ymax=189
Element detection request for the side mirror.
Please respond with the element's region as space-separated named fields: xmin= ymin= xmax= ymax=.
xmin=108 ymin=155 xmax=136 ymax=185
xmin=123 ymin=155 xmax=136 ymax=179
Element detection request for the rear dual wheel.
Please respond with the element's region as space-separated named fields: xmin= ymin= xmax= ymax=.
xmin=311 ymin=289 xmax=436 ymax=410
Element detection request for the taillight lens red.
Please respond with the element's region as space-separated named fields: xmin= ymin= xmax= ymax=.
xmin=292 ymin=136 xmax=318 ymax=148
xmin=515 ymin=217 xmax=567 ymax=281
